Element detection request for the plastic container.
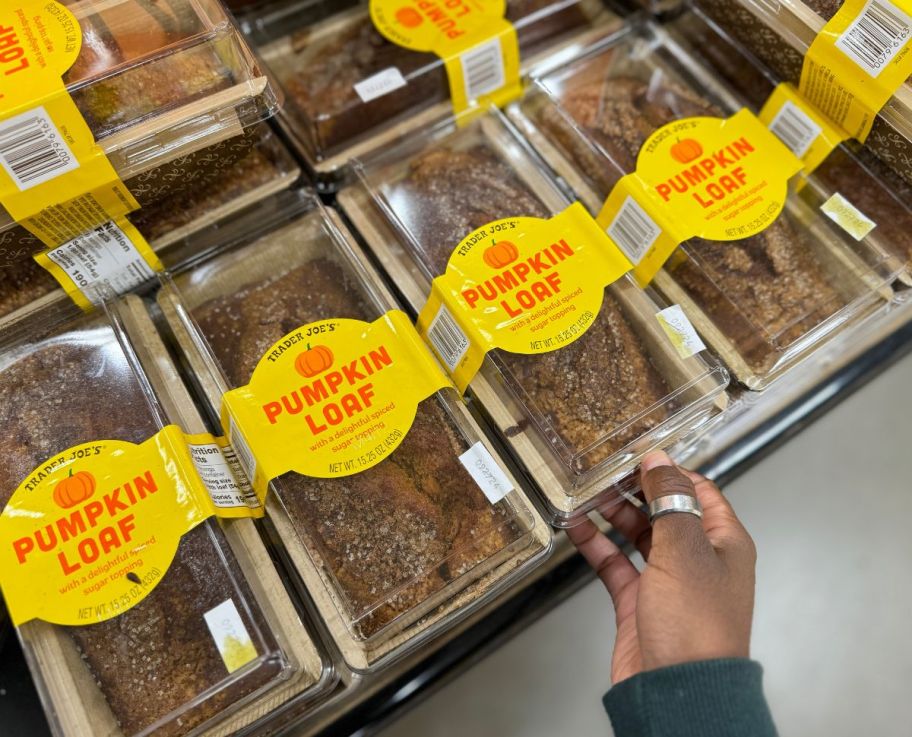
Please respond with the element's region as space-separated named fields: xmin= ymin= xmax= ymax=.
xmin=0 ymin=298 xmax=334 ymax=737
xmin=156 ymin=189 xmax=552 ymax=672
xmin=0 ymin=0 xmax=282 ymax=266
xmin=336 ymin=108 xmax=729 ymax=527
xmin=508 ymin=21 xmax=896 ymax=390
xmin=667 ymin=8 xmax=912 ymax=286
xmin=0 ymin=123 xmax=300 ymax=333
xmin=694 ymin=0 xmax=912 ymax=187
xmin=247 ymin=0 xmax=618 ymax=189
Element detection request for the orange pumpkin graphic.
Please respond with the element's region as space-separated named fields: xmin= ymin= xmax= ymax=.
xmin=295 ymin=344 xmax=334 ymax=378
xmin=483 ymin=239 xmax=519 ymax=269
xmin=670 ymin=138 xmax=703 ymax=164
xmin=395 ymin=7 xmax=423 ymax=28
xmin=53 ymin=470 xmax=96 ymax=509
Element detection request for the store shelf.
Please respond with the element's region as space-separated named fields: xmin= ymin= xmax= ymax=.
xmin=3 ymin=296 xmax=911 ymax=737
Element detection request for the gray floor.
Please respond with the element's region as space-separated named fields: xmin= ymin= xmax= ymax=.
xmin=381 ymin=349 xmax=912 ymax=737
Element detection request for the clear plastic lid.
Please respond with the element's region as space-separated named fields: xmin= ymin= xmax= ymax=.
xmin=0 ymin=122 xmax=299 ymax=329
xmin=339 ymin=109 xmax=729 ymax=526
xmin=0 ymin=304 xmax=315 ymax=737
xmin=512 ymin=24 xmax=895 ymax=389
xmin=157 ymin=189 xmax=551 ymax=671
xmin=251 ymin=0 xmax=610 ymax=175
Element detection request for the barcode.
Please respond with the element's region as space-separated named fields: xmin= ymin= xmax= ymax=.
xmin=606 ymin=196 xmax=661 ymax=265
xmin=768 ymin=100 xmax=822 ymax=157
xmin=460 ymin=38 xmax=506 ymax=101
xmin=835 ymin=0 xmax=912 ymax=78
xmin=427 ymin=304 xmax=469 ymax=371
xmin=0 ymin=107 xmax=79 ymax=191
xmin=229 ymin=418 xmax=257 ymax=483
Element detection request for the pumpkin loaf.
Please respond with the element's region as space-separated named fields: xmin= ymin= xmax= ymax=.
xmin=192 ymin=255 xmax=522 ymax=639
xmin=538 ymin=75 xmax=851 ymax=372
xmin=386 ymin=144 xmax=675 ymax=471
xmin=64 ymin=1 xmax=235 ymax=137
xmin=0 ymin=332 xmax=283 ymax=737
xmin=281 ymin=0 xmax=589 ymax=154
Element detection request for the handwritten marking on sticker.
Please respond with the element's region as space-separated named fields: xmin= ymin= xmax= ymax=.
xmin=656 ymin=305 xmax=706 ymax=360
xmin=820 ymin=193 xmax=877 ymax=240
xmin=204 ymin=600 xmax=258 ymax=674
xmin=354 ymin=67 xmax=407 ymax=102
xmin=459 ymin=441 xmax=514 ymax=504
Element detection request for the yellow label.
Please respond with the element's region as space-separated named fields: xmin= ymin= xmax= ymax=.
xmin=221 ymin=311 xmax=451 ymax=496
xmin=0 ymin=426 xmax=225 ymax=627
xmin=33 ymin=217 xmax=163 ymax=311
xmin=595 ymin=110 xmax=803 ymax=286
xmin=0 ymin=1 xmax=142 ymax=246
xmin=760 ymin=83 xmax=849 ymax=176
xmin=416 ymin=203 xmax=632 ymax=392
xmin=800 ymin=0 xmax=912 ymax=142
xmin=370 ymin=0 xmax=522 ymax=115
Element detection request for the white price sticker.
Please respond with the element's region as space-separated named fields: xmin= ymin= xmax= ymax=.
xmin=656 ymin=304 xmax=706 ymax=360
xmin=203 ymin=600 xmax=258 ymax=674
xmin=459 ymin=441 xmax=514 ymax=504
xmin=354 ymin=67 xmax=407 ymax=102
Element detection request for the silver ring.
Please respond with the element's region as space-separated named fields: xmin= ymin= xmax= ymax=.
xmin=648 ymin=494 xmax=703 ymax=524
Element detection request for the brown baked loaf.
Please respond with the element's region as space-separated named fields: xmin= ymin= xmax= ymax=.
xmin=0 ymin=331 xmax=283 ymax=737
xmin=388 ymin=144 xmax=675 ymax=469
xmin=281 ymin=0 xmax=590 ymax=155
xmin=539 ymin=75 xmax=851 ymax=373
xmin=193 ymin=255 xmax=522 ymax=638
xmin=63 ymin=1 xmax=234 ymax=135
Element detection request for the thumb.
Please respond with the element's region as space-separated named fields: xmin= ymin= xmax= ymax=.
xmin=640 ymin=451 xmax=712 ymax=560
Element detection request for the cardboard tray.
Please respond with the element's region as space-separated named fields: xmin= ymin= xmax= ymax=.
xmin=256 ymin=0 xmax=620 ymax=189
xmin=337 ymin=112 xmax=729 ymax=526
xmin=156 ymin=202 xmax=552 ymax=671
xmin=506 ymin=25 xmax=894 ymax=390
xmin=12 ymin=297 xmax=333 ymax=737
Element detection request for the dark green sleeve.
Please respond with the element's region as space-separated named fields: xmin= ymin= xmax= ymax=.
xmin=603 ymin=659 xmax=778 ymax=737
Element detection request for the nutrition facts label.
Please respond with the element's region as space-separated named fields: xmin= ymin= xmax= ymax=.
xmin=188 ymin=439 xmax=261 ymax=512
xmin=42 ymin=220 xmax=158 ymax=306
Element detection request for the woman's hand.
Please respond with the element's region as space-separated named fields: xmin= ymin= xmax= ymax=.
xmin=567 ymin=451 xmax=757 ymax=684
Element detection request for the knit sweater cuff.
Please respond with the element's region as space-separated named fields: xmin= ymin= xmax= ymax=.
xmin=603 ymin=659 xmax=778 ymax=737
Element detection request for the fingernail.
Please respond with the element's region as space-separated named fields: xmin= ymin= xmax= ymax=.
xmin=641 ymin=450 xmax=673 ymax=472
